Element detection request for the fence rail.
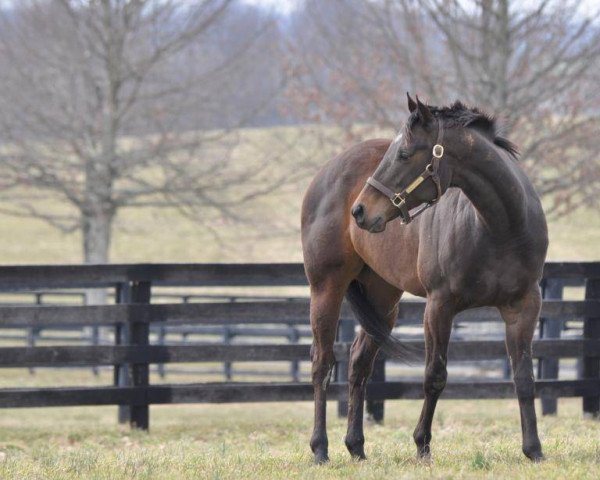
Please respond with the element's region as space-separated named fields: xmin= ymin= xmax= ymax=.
xmin=0 ymin=379 xmax=598 ymax=409
xmin=0 ymin=299 xmax=597 ymax=326
xmin=0 ymin=262 xmax=597 ymax=429
xmin=0 ymin=261 xmax=598 ymax=288
xmin=0 ymin=339 xmax=597 ymax=367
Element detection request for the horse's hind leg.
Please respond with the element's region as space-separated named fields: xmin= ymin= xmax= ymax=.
xmin=413 ymin=296 xmax=455 ymax=459
xmin=309 ymin=276 xmax=353 ymax=464
xmin=344 ymin=272 xmax=402 ymax=460
xmin=499 ymin=288 xmax=544 ymax=461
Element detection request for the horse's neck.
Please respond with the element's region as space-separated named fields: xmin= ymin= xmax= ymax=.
xmin=453 ymin=137 xmax=529 ymax=241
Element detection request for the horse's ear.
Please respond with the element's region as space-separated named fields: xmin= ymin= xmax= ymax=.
xmin=407 ymin=92 xmax=417 ymax=113
xmin=416 ymin=95 xmax=433 ymax=125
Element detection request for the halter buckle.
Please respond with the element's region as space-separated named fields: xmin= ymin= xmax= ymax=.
xmin=391 ymin=193 xmax=405 ymax=208
xmin=432 ymin=144 xmax=444 ymax=158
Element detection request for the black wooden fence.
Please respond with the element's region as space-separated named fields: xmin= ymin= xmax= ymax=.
xmin=0 ymin=262 xmax=598 ymax=430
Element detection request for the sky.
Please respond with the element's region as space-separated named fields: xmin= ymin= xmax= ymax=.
xmin=242 ymin=0 xmax=299 ymax=15
xmin=244 ymin=0 xmax=599 ymax=20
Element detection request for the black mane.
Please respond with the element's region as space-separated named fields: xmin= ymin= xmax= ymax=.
xmin=407 ymin=100 xmax=519 ymax=158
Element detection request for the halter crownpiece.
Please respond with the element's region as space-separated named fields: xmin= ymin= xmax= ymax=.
xmin=366 ymin=121 xmax=445 ymax=224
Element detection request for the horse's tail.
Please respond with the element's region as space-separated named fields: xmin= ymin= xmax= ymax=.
xmin=345 ymin=280 xmax=417 ymax=362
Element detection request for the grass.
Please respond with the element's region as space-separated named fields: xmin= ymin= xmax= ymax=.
xmin=0 ymin=398 xmax=597 ymax=479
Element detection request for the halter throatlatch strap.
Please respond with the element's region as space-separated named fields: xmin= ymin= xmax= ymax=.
xmin=366 ymin=121 xmax=445 ymax=224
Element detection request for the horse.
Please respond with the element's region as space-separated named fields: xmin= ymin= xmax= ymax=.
xmin=301 ymin=94 xmax=548 ymax=464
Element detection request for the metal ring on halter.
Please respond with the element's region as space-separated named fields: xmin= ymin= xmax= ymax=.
xmin=391 ymin=194 xmax=405 ymax=208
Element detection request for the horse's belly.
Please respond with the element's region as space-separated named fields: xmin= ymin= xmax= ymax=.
xmin=441 ymin=255 xmax=538 ymax=308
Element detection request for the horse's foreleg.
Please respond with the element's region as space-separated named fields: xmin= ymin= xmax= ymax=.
xmin=500 ymin=288 xmax=544 ymax=462
xmin=413 ymin=298 xmax=454 ymax=460
xmin=309 ymin=282 xmax=346 ymax=464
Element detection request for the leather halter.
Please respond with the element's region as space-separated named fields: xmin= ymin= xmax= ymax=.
xmin=366 ymin=122 xmax=445 ymax=224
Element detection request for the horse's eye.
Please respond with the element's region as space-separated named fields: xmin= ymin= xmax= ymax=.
xmin=397 ymin=151 xmax=409 ymax=162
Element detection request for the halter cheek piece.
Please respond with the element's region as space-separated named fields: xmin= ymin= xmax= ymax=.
xmin=366 ymin=122 xmax=445 ymax=224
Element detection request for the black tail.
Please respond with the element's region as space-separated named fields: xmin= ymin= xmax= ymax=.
xmin=345 ymin=280 xmax=418 ymax=362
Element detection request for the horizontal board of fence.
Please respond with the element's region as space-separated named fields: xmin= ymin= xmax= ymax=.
xmin=0 ymin=299 xmax=598 ymax=327
xmin=153 ymin=325 xmax=313 ymax=338
xmin=0 ymin=263 xmax=307 ymax=290
xmin=0 ymin=339 xmax=597 ymax=367
xmin=0 ymin=261 xmax=597 ymax=291
xmin=0 ymin=379 xmax=596 ymax=408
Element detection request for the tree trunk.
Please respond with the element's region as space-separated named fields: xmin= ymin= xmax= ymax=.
xmin=480 ymin=0 xmax=511 ymax=116
xmin=83 ymin=210 xmax=113 ymax=305
xmin=82 ymin=0 xmax=118 ymax=307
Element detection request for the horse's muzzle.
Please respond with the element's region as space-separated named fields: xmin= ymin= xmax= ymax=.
xmin=351 ymin=204 xmax=366 ymax=226
xmin=368 ymin=216 xmax=386 ymax=233
xmin=352 ymin=203 xmax=386 ymax=232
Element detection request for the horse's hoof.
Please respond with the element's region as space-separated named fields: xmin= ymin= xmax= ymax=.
xmin=523 ymin=444 xmax=544 ymax=462
xmin=416 ymin=446 xmax=432 ymax=463
xmin=313 ymin=451 xmax=329 ymax=465
xmin=525 ymin=450 xmax=545 ymax=462
xmin=349 ymin=448 xmax=366 ymax=461
xmin=345 ymin=435 xmax=366 ymax=460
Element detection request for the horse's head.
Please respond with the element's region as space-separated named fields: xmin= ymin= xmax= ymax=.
xmin=352 ymin=94 xmax=452 ymax=232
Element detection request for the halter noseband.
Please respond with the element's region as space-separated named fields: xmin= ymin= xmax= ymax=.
xmin=366 ymin=122 xmax=445 ymax=224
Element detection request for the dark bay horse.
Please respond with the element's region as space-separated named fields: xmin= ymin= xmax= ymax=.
xmin=301 ymin=95 xmax=548 ymax=464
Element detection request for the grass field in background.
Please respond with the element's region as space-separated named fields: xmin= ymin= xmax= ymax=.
xmin=0 ymin=397 xmax=597 ymax=479
xmin=0 ymin=125 xmax=598 ymax=265
xmin=1 ymin=200 xmax=596 ymax=264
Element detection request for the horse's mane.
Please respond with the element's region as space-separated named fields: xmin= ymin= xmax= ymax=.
xmin=406 ymin=100 xmax=519 ymax=158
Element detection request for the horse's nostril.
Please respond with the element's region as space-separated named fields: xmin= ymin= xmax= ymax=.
xmin=352 ymin=204 xmax=365 ymax=223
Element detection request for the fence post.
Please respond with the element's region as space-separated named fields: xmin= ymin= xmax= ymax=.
xmin=115 ymin=282 xmax=131 ymax=424
xmin=91 ymin=325 xmax=100 ymax=376
xmin=129 ymin=281 xmax=151 ymax=430
xmin=583 ymin=278 xmax=600 ymax=418
xmin=223 ymin=327 xmax=233 ymax=380
xmin=157 ymin=325 xmax=166 ymax=378
xmin=538 ymin=278 xmax=563 ymax=415
xmin=336 ymin=318 xmax=354 ymax=417
xmin=289 ymin=327 xmax=300 ymax=382
xmin=27 ymin=293 xmax=44 ymax=375
xmin=366 ymin=351 xmax=385 ymax=423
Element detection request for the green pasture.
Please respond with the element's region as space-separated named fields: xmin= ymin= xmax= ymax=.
xmin=0 ymin=394 xmax=597 ymax=479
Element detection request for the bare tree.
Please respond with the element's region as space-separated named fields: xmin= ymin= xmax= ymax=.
xmin=287 ymin=0 xmax=600 ymax=215
xmin=0 ymin=0 xmax=285 ymax=270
